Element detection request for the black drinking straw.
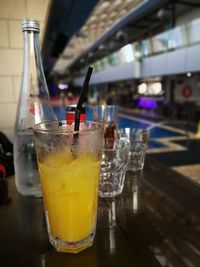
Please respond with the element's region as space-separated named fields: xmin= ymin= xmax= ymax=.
xmin=72 ymin=66 xmax=93 ymax=158
xmin=74 ymin=66 xmax=93 ymax=132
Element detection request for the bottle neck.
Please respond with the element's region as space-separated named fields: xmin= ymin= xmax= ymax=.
xmin=22 ymin=31 xmax=38 ymax=96
xmin=23 ymin=30 xmax=47 ymax=98
xmin=15 ymin=29 xmax=56 ymax=131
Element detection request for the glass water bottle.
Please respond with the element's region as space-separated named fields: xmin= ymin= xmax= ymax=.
xmin=14 ymin=19 xmax=56 ymax=197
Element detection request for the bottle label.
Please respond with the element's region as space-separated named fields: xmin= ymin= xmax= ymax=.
xmin=66 ymin=113 xmax=86 ymax=125
xmin=66 ymin=105 xmax=86 ymax=125
xmin=29 ymin=103 xmax=35 ymax=116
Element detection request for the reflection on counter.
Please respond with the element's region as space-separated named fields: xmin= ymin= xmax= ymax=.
xmin=98 ymin=197 xmax=117 ymax=255
xmin=131 ymin=171 xmax=142 ymax=215
xmin=108 ymin=199 xmax=116 ymax=228
xmin=108 ymin=199 xmax=116 ymax=254
xmin=17 ymin=194 xmax=49 ymax=255
xmin=125 ymin=170 xmax=143 ymax=215
xmin=142 ymin=181 xmax=200 ymax=266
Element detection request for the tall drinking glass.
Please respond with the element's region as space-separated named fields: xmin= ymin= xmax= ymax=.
xmin=33 ymin=121 xmax=103 ymax=253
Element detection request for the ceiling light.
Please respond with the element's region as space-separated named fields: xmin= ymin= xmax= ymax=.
xmin=101 ymin=14 xmax=107 ymax=20
xmin=88 ymin=52 xmax=94 ymax=58
xmin=113 ymin=0 xmax=123 ymax=8
xmin=149 ymin=82 xmax=162 ymax=94
xmin=99 ymin=1 xmax=110 ymax=11
xmin=186 ymin=72 xmax=192 ymax=77
xmin=58 ymin=84 xmax=68 ymax=90
xmin=138 ymin=83 xmax=147 ymax=94
xmin=98 ymin=44 xmax=106 ymax=50
xmin=89 ymin=16 xmax=97 ymax=23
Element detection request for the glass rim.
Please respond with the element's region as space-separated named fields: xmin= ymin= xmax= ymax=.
xmin=96 ymin=104 xmax=118 ymax=108
xmin=33 ymin=120 xmax=103 ymax=135
xmin=119 ymin=128 xmax=150 ymax=134
xmin=103 ymin=137 xmax=130 ymax=149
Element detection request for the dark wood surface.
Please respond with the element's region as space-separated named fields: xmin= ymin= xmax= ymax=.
xmin=1 ymin=156 xmax=200 ymax=267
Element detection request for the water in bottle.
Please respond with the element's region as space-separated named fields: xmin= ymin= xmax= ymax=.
xmin=14 ymin=19 xmax=56 ymax=197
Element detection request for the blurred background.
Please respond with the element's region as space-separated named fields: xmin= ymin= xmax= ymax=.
xmin=0 ymin=0 xmax=200 ymax=182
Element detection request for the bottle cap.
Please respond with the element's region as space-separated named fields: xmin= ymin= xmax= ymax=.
xmin=22 ymin=19 xmax=40 ymax=32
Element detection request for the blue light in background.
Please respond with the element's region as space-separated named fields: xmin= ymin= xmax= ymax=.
xmin=50 ymin=85 xmax=57 ymax=93
xmin=137 ymin=97 xmax=157 ymax=109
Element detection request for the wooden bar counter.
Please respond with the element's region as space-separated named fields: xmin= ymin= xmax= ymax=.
xmin=1 ymin=155 xmax=200 ymax=267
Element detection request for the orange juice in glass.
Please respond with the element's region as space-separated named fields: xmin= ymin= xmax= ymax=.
xmin=33 ymin=121 xmax=103 ymax=253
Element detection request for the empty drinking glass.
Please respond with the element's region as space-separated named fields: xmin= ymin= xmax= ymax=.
xmin=99 ymin=138 xmax=129 ymax=198
xmin=119 ymin=128 xmax=149 ymax=171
